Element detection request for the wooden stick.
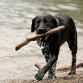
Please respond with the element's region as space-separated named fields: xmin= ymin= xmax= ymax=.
xmin=35 ymin=63 xmax=41 ymax=70
xmin=15 ymin=26 xmax=65 ymax=51
xmin=35 ymin=62 xmax=83 ymax=72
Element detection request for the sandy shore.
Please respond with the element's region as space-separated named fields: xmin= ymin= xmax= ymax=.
xmin=0 ymin=65 xmax=83 ymax=83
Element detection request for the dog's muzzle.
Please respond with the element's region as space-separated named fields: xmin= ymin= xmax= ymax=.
xmin=37 ymin=28 xmax=46 ymax=34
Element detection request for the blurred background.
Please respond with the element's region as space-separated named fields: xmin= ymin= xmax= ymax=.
xmin=0 ymin=0 xmax=83 ymax=80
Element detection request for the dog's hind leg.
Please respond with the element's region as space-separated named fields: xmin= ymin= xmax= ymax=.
xmin=67 ymin=28 xmax=77 ymax=75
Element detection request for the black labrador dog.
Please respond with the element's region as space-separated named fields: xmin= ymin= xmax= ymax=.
xmin=31 ymin=14 xmax=77 ymax=81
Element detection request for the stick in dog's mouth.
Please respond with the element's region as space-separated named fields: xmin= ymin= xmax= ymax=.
xmin=15 ymin=26 xmax=65 ymax=51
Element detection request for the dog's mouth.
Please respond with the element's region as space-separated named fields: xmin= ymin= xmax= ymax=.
xmin=36 ymin=28 xmax=52 ymax=43
xmin=36 ymin=29 xmax=46 ymax=34
xmin=36 ymin=27 xmax=51 ymax=34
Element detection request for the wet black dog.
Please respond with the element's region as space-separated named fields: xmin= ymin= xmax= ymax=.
xmin=31 ymin=14 xmax=77 ymax=80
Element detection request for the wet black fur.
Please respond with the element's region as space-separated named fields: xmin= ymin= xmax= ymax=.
xmin=31 ymin=14 xmax=77 ymax=80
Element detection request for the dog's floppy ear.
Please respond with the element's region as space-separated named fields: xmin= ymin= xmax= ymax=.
xmin=52 ymin=16 xmax=60 ymax=27
xmin=31 ymin=18 xmax=35 ymax=32
xmin=55 ymin=18 xmax=60 ymax=26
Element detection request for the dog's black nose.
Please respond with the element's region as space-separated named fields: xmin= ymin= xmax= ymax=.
xmin=37 ymin=28 xmax=44 ymax=34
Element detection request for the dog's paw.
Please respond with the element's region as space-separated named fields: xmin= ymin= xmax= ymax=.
xmin=35 ymin=70 xmax=45 ymax=81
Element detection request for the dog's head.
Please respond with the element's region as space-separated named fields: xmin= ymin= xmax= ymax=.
xmin=31 ymin=14 xmax=59 ymax=34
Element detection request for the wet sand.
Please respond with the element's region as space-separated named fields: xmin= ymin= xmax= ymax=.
xmin=0 ymin=66 xmax=83 ymax=83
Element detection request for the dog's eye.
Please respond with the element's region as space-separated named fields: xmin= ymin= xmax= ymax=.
xmin=44 ymin=19 xmax=48 ymax=23
xmin=44 ymin=19 xmax=51 ymax=25
xmin=36 ymin=20 xmax=40 ymax=24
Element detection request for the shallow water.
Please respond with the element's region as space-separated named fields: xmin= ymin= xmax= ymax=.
xmin=0 ymin=0 xmax=83 ymax=80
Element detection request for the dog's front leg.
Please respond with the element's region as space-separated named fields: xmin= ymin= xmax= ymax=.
xmin=35 ymin=46 xmax=59 ymax=81
xmin=35 ymin=55 xmax=58 ymax=80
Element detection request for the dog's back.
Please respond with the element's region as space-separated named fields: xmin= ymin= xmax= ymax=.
xmin=53 ymin=14 xmax=77 ymax=46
